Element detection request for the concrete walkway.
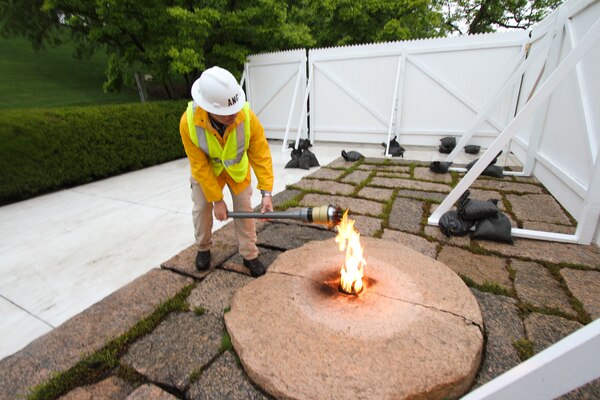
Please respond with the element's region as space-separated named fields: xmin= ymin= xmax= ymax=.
xmin=2 ymin=145 xmax=600 ymax=399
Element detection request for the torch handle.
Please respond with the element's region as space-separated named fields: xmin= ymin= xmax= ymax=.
xmin=227 ymin=205 xmax=343 ymax=227
xmin=227 ymin=210 xmax=306 ymax=220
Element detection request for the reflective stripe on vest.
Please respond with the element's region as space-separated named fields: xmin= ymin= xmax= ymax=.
xmin=186 ymin=101 xmax=251 ymax=183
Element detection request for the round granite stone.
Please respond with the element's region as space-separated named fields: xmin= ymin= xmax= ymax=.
xmin=225 ymin=238 xmax=483 ymax=400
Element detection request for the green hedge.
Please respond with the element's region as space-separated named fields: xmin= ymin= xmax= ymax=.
xmin=0 ymin=100 xmax=188 ymax=205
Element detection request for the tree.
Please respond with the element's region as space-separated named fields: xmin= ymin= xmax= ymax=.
xmin=176 ymin=0 xmax=315 ymax=81
xmin=0 ymin=0 xmax=313 ymax=98
xmin=290 ymin=0 xmax=448 ymax=48
xmin=442 ymin=0 xmax=563 ymax=35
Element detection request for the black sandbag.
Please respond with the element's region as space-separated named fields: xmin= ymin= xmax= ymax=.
xmin=430 ymin=161 xmax=452 ymax=174
xmin=307 ymin=149 xmax=320 ymax=167
xmin=381 ymin=136 xmax=405 ymax=157
xmin=466 ymin=150 xmax=504 ymax=169
xmin=458 ymin=198 xmax=500 ymax=221
xmin=285 ymin=142 xmax=302 ymax=169
xmin=464 ymin=145 xmax=481 ymax=154
xmin=389 ymin=146 xmax=405 ymax=157
xmin=285 ymin=156 xmax=299 ymax=169
xmin=471 ymin=212 xmax=513 ymax=244
xmin=465 ymin=159 xmax=477 ymax=170
xmin=439 ymin=210 xmax=474 ymax=237
xmin=439 ymin=137 xmax=456 ymax=154
xmin=342 ymin=150 xmax=364 ymax=161
xmin=298 ymin=150 xmax=311 ymax=169
xmin=482 ymin=165 xmax=503 ymax=178
xmin=440 ymin=136 xmax=456 ymax=148
xmin=298 ymin=148 xmax=319 ymax=169
xmin=465 ymin=159 xmax=504 ymax=178
xmin=298 ymin=138 xmax=312 ymax=150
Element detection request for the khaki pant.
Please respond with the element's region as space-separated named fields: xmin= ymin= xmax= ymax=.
xmin=190 ymin=177 xmax=258 ymax=260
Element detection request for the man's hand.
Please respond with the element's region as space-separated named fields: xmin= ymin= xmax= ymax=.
xmin=261 ymin=196 xmax=273 ymax=214
xmin=213 ymin=200 xmax=228 ymax=221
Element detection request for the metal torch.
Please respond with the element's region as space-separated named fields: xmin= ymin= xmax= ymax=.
xmin=228 ymin=205 xmax=344 ymax=228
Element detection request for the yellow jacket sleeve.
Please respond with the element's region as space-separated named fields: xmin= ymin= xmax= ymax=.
xmin=179 ymin=111 xmax=224 ymax=202
xmin=247 ymin=109 xmax=274 ymax=193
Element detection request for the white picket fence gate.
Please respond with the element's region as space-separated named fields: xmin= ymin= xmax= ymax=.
xmin=244 ymin=0 xmax=600 ymax=248
xmin=243 ymin=0 xmax=600 ymax=396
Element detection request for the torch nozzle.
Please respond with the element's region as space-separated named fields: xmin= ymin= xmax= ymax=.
xmin=227 ymin=205 xmax=344 ymax=228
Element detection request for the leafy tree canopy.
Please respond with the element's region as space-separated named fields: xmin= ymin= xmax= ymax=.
xmin=0 ymin=0 xmax=563 ymax=98
xmin=0 ymin=0 xmax=313 ymax=96
xmin=442 ymin=0 xmax=563 ymax=34
xmin=291 ymin=0 xmax=447 ymax=47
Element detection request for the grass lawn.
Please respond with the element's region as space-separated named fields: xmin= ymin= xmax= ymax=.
xmin=0 ymin=36 xmax=140 ymax=110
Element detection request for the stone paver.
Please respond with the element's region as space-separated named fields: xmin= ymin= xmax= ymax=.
xmin=524 ymin=313 xmax=583 ymax=353
xmin=351 ymin=215 xmax=382 ymax=237
xmin=358 ymin=164 xmax=410 ymax=174
xmin=257 ymin=222 xmax=336 ymax=250
xmin=560 ymin=381 xmax=600 ymax=400
xmin=126 ymin=384 xmax=178 ymax=400
xmin=341 ymin=169 xmax=371 ymax=184
xmin=470 ymin=179 xmax=543 ymax=193
xmin=370 ymin=176 xmax=452 ymax=192
xmin=381 ymin=229 xmax=437 ymax=258
xmin=188 ymin=270 xmax=254 ymax=316
xmin=506 ymin=194 xmax=572 ymax=224
xmin=397 ymin=189 xmax=447 ymax=203
xmin=512 ymin=260 xmax=576 ymax=316
xmin=0 ymin=269 xmax=192 ymax=400
xmin=512 ymin=175 xmax=540 ymax=184
xmin=356 ymin=187 xmax=393 ymax=202
xmin=304 ymin=167 xmax=344 ymax=181
xmin=413 ymin=167 xmax=453 ymax=183
xmin=188 ymin=351 xmax=269 ymax=400
xmin=477 ymin=239 xmax=600 ymax=267
xmin=378 ymin=172 xmax=412 ymax=179
xmin=561 ymin=268 xmax=600 ymax=319
xmin=388 ymin=197 xmax=423 ymax=234
xmin=60 ymin=376 xmax=134 ymax=400
xmin=122 ymin=312 xmax=223 ymax=392
xmin=300 ymin=193 xmax=384 ymax=216
xmin=272 ymin=189 xmax=301 ymax=209
xmin=471 ymin=290 xmax=524 ymax=387
xmin=292 ymin=179 xmax=355 ymax=195
xmin=437 ymin=246 xmax=511 ymax=290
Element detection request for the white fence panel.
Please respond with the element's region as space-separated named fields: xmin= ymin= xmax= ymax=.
xmin=309 ymin=44 xmax=402 ymax=144
xmin=513 ymin=0 xmax=600 ymax=240
xmin=244 ymin=50 xmax=307 ymax=141
xmin=308 ymin=33 xmax=527 ymax=147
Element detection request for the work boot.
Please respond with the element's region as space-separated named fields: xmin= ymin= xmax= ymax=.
xmin=243 ymin=258 xmax=266 ymax=277
xmin=195 ymin=250 xmax=211 ymax=271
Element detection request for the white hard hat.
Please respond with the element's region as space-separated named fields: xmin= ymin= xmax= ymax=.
xmin=191 ymin=66 xmax=246 ymax=115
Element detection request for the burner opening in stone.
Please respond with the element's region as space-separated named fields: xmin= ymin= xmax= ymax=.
xmin=338 ymin=278 xmax=363 ymax=295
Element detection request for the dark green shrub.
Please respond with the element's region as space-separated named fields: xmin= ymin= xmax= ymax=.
xmin=0 ymin=101 xmax=188 ymax=205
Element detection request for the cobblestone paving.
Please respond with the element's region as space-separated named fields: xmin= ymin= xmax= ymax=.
xmin=2 ymin=156 xmax=600 ymax=400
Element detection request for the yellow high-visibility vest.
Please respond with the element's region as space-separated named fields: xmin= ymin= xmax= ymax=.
xmin=186 ymin=101 xmax=250 ymax=183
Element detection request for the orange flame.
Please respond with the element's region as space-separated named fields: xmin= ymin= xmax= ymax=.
xmin=335 ymin=211 xmax=366 ymax=295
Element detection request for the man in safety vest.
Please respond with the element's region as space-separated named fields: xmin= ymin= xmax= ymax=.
xmin=179 ymin=66 xmax=274 ymax=277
